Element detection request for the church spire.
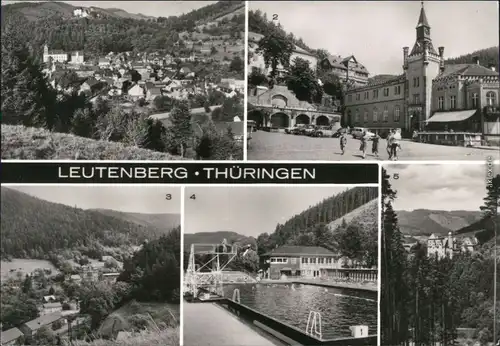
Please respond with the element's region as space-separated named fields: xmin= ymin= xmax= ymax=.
xmin=417 ymin=1 xmax=430 ymax=28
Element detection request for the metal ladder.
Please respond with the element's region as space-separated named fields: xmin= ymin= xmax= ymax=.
xmin=232 ymin=288 xmax=241 ymax=303
xmin=306 ymin=311 xmax=322 ymax=340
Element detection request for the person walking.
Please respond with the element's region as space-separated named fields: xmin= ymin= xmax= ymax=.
xmin=339 ymin=132 xmax=347 ymax=155
xmin=359 ymin=131 xmax=368 ymax=159
xmin=387 ymin=130 xmax=394 ymax=160
xmin=372 ymin=133 xmax=380 ymax=158
xmin=390 ymin=129 xmax=402 ymax=160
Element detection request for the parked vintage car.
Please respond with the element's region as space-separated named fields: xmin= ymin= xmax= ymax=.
xmin=303 ymin=125 xmax=317 ymax=136
xmin=313 ymin=125 xmax=342 ymax=137
xmin=291 ymin=124 xmax=307 ymax=135
xmin=352 ymin=127 xmax=375 ymax=139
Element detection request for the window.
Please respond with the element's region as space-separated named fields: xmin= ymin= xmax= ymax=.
xmin=291 ymin=258 xmax=297 ymax=264
xmin=348 ymin=94 xmax=352 ymax=102
xmin=318 ymin=258 xmax=324 ymax=264
xmin=416 ymin=77 xmax=420 ymax=87
xmin=373 ymin=89 xmax=378 ymax=98
xmin=364 ymin=110 xmax=368 ymax=122
xmin=413 ymin=94 xmax=420 ymax=104
xmin=394 ymin=106 xmax=401 ymax=122
xmin=271 ymin=257 xmax=288 ymax=263
xmin=383 ymin=107 xmax=389 ymax=122
xmin=355 ymin=109 xmax=360 ymax=122
xmin=356 ymin=93 xmax=360 ymax=101
xmin=394 ymin=85 xmax=401 ymax=95
xmin=310 ymin=258 xmax=316 ymax=264
xmin=438 ymin=96 xmax=444 ymax=110
xmin=472 ymin=93 xmax=479 ymax=108
xmin=413 ymin=77 xmax=420 ymax=87
xmin=487 ymin=91 xmax=496 ymax=106
xmin=373 ymin=109 xmax=378 ymax=122
xmin=302 ymin=257 xmax=308 ymax=264
xmin=450 ymin=95 xmax=456 ymax=109
xmin=384 ymin=88 xmax=389 ymax=97
xmin=364 ymin=91 xmax=369 ymax=100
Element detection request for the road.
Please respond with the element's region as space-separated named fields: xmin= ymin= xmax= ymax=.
xmin=183 ymin=302 xmax=278 ymax=346
xmin=247 ymin=131 xmax=500 ymax=161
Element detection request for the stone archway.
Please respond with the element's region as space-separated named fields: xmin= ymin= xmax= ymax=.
xmin=295 ymin=114 xmax=310 ymax=125
xmin=247 ymin=109 xmax=265 ymax=128
xmin=270 ymin=112 xmax=289 ymax=128
xmin=316 ymin=115 xmax=330 ymax=126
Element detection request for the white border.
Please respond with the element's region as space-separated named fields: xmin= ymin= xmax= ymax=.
xmin=377 ymin=163 xmax=382 ymax=346
xmin=243 ymin=0 xmax=249 ymax=161
xmin=180 ymin=185 xmax=185 ymax=346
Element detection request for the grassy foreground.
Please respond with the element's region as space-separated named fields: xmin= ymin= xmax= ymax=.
xmin=1 ymin=125 xmax=183 ymax=160
xmin=68 ymin=327 xmax=179 ymax=346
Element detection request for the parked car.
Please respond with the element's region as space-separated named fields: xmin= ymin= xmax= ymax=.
xmin=284 ymin=126 xmax=294 ymax=134
xmin=314 ymin=125 xmax=339 ymax=137
xmin=291 ymin=124 xmax=307 ymax=135
xmin=303 ymin=125 xmax=317 ymax=136
xmin=332 ymin=128 xmax=348 ymax=138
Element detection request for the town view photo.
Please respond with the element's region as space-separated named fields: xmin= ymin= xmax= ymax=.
xmin=0 ymin=186 xmax=181 ymax=346
xmin=1 ymin=1 xmax=245 ymax=160
xmin=183 ymin=186 xmax=378 ymax=346
xmin=381 ymin=163 xmax=500 ymax=346
xmin=246 ymin=1 xmax=500 ymax=161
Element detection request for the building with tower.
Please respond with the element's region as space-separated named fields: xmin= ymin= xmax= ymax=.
xmin=43 ymin=44 xmax=85 ymax=64
xmin=344 ymin=2 xmax=499 ymax=139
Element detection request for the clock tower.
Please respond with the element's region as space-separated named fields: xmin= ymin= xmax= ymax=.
xmin=403 ymin=1 xmax=442 ymax=132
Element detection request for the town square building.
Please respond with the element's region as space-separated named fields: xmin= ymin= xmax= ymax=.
xmin=344 ymin=3 xmax=499 ymax=139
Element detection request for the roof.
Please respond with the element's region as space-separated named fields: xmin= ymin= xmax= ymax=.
xmin=293 ymin=45 xmax=315 ymax=57
xmin=416 ymin=5 xmax=430 ymax=28
xmin=435 ymin=64 xmax=499 ymax=81
xmin=426 ymin=110 xmax=477 ymax=123
xmin=103 ymin=272 xmax=120 ymax=276
xmin=263 ymin=245 xmax=336 ymax=257
xmin=43 ymin=302 xmax=62 ymax=308
xmin=43 ymin=295 xmax=57 ymax=302
xmin=70 ymin=274 xmax=81 ymax=279
xmin=1 ymin=327 xmax=23 ymax=344
xmin=322 ymin=54 xmax=368 ymax=74
xmin=24 ymin=312 xmax=63 ymax=332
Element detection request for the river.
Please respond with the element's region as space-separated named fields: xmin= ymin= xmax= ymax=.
xmin=223 ymin=283 xmax=377 ymax=340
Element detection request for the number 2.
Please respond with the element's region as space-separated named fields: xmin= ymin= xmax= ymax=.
xmin=272 ymin=14 xmax=278 ymax=20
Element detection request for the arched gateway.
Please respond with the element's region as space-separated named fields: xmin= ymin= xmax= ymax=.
xmin=270 ymin=112 xmax=289 ymax=128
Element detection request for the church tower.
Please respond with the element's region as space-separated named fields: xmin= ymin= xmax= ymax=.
xmin=403 ymin=2 xmax=442 ymax=131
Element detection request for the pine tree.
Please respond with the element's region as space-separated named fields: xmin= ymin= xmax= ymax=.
xmin=168 ymin=100 xmax=193 ymax=157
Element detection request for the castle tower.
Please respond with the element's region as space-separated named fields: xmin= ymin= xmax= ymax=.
xmin=404 ymin=1 xmax=442 ymax=131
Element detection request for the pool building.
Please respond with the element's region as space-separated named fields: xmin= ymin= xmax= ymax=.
xmin=262 ymin=245 xmax=343 ymax=280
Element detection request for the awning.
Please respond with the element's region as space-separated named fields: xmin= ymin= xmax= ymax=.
xmin=426 ymin=110 xmax=477 ymax=123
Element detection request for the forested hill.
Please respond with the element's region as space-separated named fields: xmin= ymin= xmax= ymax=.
xmin=92 ymin=209 xmax=180 ymax=231
xmin=1 ymin=1 xmax=245 ymax=56
xmin=445 ymin=46 xmax=499 ymax=69
xmin=256 ymin=187 xmax=378 ymax=255
xmin=0 ymin=187 xmax=166 ymax=259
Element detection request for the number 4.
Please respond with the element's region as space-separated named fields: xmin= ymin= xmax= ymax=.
xmin=190 ymin=194 xmax=196 ymax=200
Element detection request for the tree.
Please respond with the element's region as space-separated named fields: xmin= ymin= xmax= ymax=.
xmin=48 ymin=286 xmax=55 ymax=295
xmin=167 ymin=101 xmax=193 ymax=157
xmin=480 ymin=174 xmax=500 ymax=218
xmin=337 ymin=223 xmax=363 ymax=264
xmin=33 ymin=326 xmax=56 ymax=346
xmin=256 ymin=28 xmax=294 ymax=82
xmin=284 ymin=57 xmax=323 ymax=104
xmin=248 ymin=68 xmax=267 ymax=88
xmin=1 ymin=23 xmax=57 ymax=129
xmin=229 ymin=56 xmax=244 ymax=74
xmin=320 ymin=73 xmax=345 ymax=103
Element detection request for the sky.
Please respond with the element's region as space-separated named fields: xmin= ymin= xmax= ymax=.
xmin=250 ymin=1 xmax=499 ymax=75
xmin=7 ymin=186 xmax=181 ymax=214
xmin=384 ymin=163 xmax=499 ymax=211
xmin=2 ymin=1 xmax=216 ymax=18
xmin=184 ymin=186 xmax=361 ymax=237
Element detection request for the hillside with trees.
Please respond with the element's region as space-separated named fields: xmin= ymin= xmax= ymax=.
xmin=256 ymin=187 xmax=378 ymax=268
xmin=445 ymin=46 xmax=499 ymax=69
xmin=1 ymin=1 xmax=245 ymax=57
xmin=0 ymin=187 xmax=167 ymax=259
xmin=93 ymin=209 xmax=180 ymax=231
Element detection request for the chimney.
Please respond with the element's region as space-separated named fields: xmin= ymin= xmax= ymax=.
xmin=438 ymin=46 xmax=445 ymax=72
xmin=403 ymin=47 xmax=409 ymax=69
xmin=473 ymin=56 xmax=480 ymax=65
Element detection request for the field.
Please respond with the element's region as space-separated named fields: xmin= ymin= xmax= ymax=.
xmin=0 ymin=258 xmax=58 ymax=279
xmin=1 ymin=125 xmax=183 ymax=160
